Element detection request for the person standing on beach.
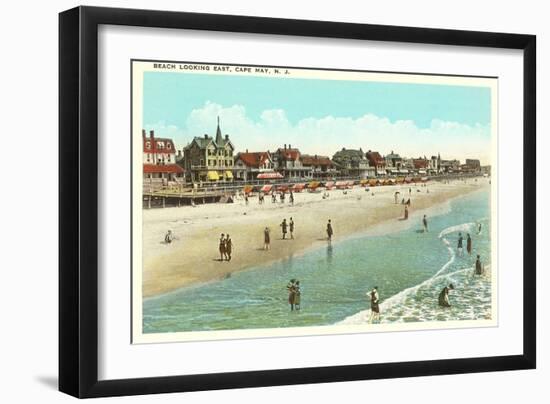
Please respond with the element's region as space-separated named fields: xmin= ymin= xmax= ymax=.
xmin=477 ymin=222 xmax=482 ymax=234
xmin=225 ymin=234 xmax=233 ymax=261
xmin=466 ymin=233 xmax=472 ymax=255
xmin=245 ymin=194 xmax=249 ymax=206
xmin=403 ymin=205 xmax=409 ymax=220
xmin=422 ymin=215 xmax=428 ymax=232
xmin=368 ymin=286 xmax=380 ymax=323
xmin=290 ymin=191 xmax=294 ymax=205
xmin=326 ymin=219 xmax=334 ymax=242
xmin=219 ymin=233 xmax=226 ymax=261
xmin=272 ymin=192 xmax=276 ymax=203
xmin=457 ymin=233 xmax=464 ymax=256
xmin=280 ymin=219 xmax=288 ymax=240
xmin=289 ymin=217 xmax=295 ymax=240
xmin=264 ymin=227 xmax=271 ymax=250
xmin=475 ymin=255 xmax=484 ymax=275
xmin=394 ymin=191 xmax=400 ymax=204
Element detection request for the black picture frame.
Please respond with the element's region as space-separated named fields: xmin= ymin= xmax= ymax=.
xmin=59 ymin=5 xmax=536 ymax=398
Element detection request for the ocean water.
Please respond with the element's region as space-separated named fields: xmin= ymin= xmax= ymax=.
xmin=143 ymin=189 xmax=492 ymax=333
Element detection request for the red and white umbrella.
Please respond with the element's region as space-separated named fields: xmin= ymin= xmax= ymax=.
xmin=257 ymin=172 xmax=284 ymax=179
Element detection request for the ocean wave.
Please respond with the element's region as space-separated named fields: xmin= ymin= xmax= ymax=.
xmin=338 ymin=220 xmax=489 ymax=325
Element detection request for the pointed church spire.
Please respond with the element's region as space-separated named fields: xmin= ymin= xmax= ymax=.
xmin=215 ymin=115 xmax=223 ymax=144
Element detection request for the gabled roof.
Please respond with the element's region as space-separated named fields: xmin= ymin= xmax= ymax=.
xmin=143 ymin=136 xmax=176 ymax=154
xmin=301 ymin=154 xmax=333 ymax=167
xmin=333 ymin=148 xmax=364 ymax=159
xmin=236 ymin=152 xmax=272 ymax=168
xmin=276 ymin=148 xmax=300 ymax=160
xmin=366 ymin=151 xmax=384 ymax=162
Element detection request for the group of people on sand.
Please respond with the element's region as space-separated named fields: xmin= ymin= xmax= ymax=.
xmin=267 ymin=190 xmax=294 ymax=205
xmin=287 ymin=279 xmax=302 ymax=311
xmin=218 ymin=233 xmax=234 ymax=261
xmin=280 ymin=217 xmax=295 ymax=240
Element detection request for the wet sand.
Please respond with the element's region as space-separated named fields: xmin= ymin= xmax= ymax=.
xmin=142 ymin=178 xmax=489 ymax=298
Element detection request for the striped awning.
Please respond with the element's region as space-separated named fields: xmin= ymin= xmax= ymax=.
xmin=257 ymin=172 xmax=283 ymax=179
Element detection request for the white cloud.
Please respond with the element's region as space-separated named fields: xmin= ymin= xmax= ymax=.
xmin=146 ymin=102 xmax=491 ymax=164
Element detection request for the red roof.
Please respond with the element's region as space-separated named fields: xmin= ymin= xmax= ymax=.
xmin=366 ymin=151 xmax=384 ymax=164
xmin=143 ymin=164 xmax=184 ymax=174
xmin=301 ymin=155 xmax=333 ymax=167
xmin=413 ymin=159 xmax=429 ymax=169
xmin=143 ymin=132 xmax=177 ymax=154
xmin=277 ymin=148 xmax=300 ymax=160
xmin=237 ymin=152 xmax=271 ymax=168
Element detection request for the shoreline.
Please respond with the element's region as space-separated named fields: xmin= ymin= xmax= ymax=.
xmin=142 ymin=179 xmax=490 ymax=298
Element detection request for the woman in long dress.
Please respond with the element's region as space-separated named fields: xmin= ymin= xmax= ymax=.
xmin=225 ymin=234 xmax=233 ymax=261
xmin=368 ymin=287 xmax=380 ymax=323
xmin=219 ymin=233 xmax=226 ymax=261
xmin=264 ymin=227 xmax=271 ymax=250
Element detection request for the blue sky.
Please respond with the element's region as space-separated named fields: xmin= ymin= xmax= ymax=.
xmin=142 ymin=71 xmax=493 ymax=163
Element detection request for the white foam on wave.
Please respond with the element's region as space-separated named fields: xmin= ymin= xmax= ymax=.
xmin=338 ymin=221 xmax=478 ymax=325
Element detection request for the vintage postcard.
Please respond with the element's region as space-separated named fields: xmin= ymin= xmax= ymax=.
xmin=131 ymin=60 xmax=497 ymax=343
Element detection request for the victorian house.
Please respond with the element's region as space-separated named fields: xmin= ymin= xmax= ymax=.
xmin=365 ymin=150 xmax=386 ymax=176
xmin=234 ymin=151 xmax=274 ymax=181
xmin=273 ymin=144 xmax=309 ymax=178
xmin=300 ymin=154 xmax=336 ymax=178
xmin=142 ymin=130 xmax=184 ymax=181
xmin=332 ymin=147 xmax=372 ymax=177
xmin=182 ymin=118 xmax=235 ymax=183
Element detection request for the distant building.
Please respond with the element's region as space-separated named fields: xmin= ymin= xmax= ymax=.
xmin=273 ymin=144 xmax=308 ymax=178
xmin=332 ymin=148 xmax=372 ymax=177
xmin=385 ymin=151 xmax=403 ymax=170
xmin=429 ymin=154 xmax=441 ymax=174
xmin=234 ymin=151 xmax=274 ymax=181
xmin=182 ymin=117 xmax=235 ymax=183
xmin=300 ymin=154 xmax=336 ymax=178
xmin=366 ymin=150 xmax=386 ymax=176
xmin=412 ymin=156 xmax=430 ymax=174
xmin=465 ymin=159 xmax=481 ymax=171
xmin=142 ymin=130 xmax=184 ymax=181
xmin=440 ymin=159 xmax=461 ymax=173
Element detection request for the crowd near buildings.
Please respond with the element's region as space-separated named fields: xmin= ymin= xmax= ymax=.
xmin=143 ymin=117 xmax=490 ymax=186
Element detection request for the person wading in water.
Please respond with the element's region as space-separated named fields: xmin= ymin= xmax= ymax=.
xmin=438 ymin=283 xmax=455 ymax=307
xmin=475 ymin=255 xmax=484 ymax=275
xmin=368 ymin=286 xmax=380 ymax=323
xmin=287 ymin=279 xmax=298 ymax=311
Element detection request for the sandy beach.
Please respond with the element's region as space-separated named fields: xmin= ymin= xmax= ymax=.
xmin=142 ymin=178 xmax=489 ymax=298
